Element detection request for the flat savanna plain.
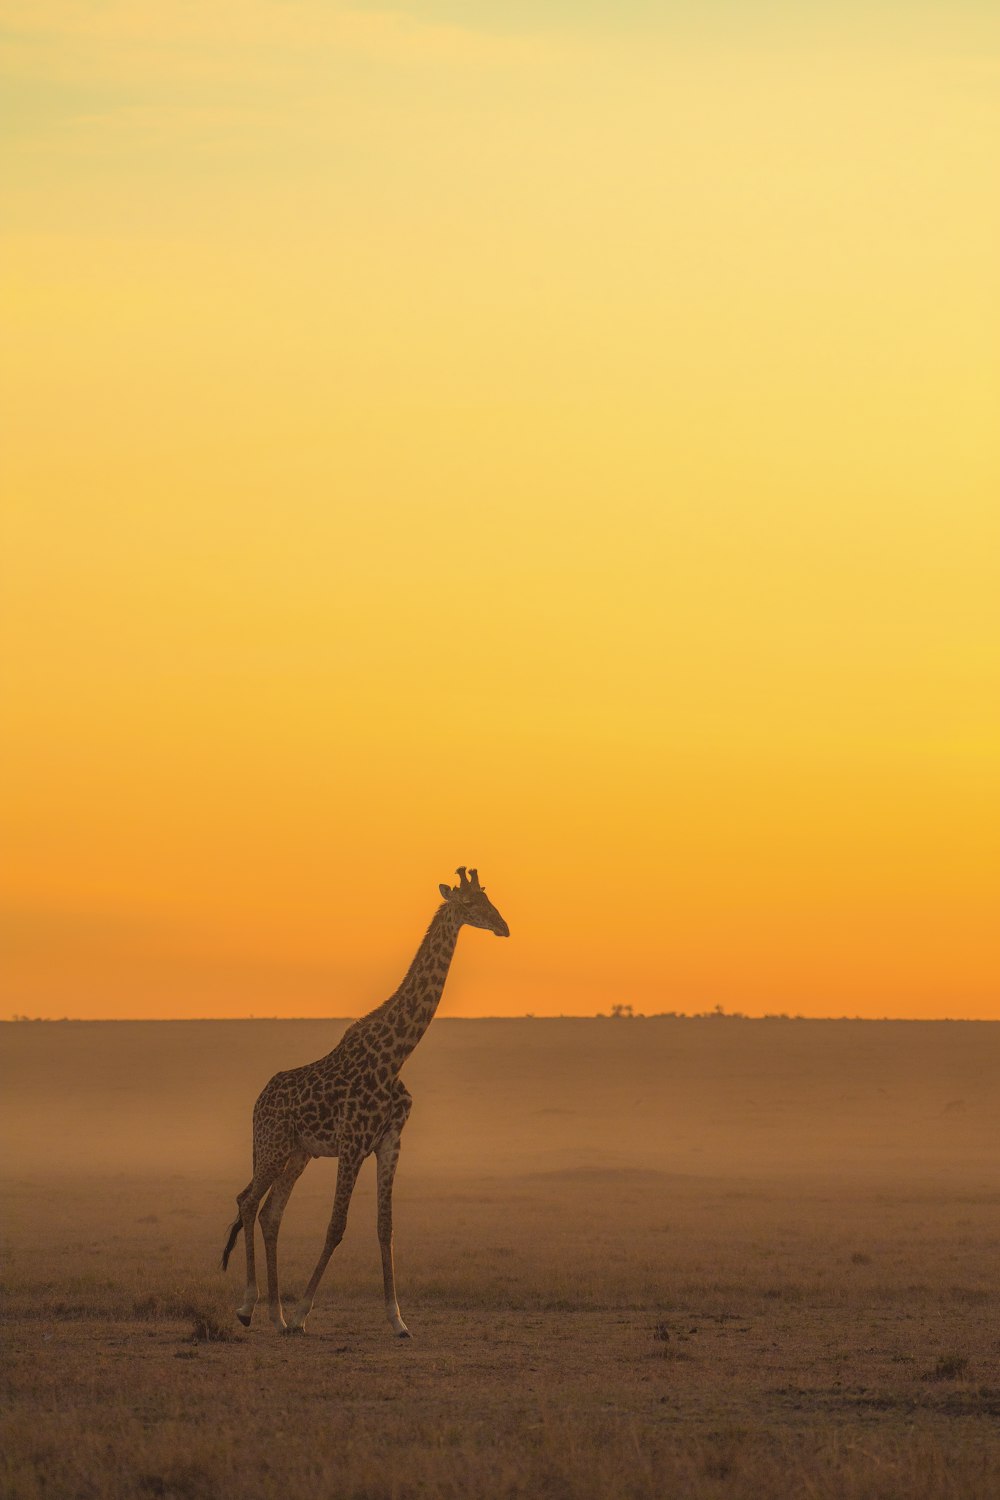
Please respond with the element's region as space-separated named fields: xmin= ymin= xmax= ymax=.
xmin=2 ymin=1019 xmax=999 ymax=1499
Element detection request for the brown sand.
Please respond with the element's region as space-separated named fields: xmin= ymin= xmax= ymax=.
xmin=2 ymin=1018 xmax=998 ymax=1497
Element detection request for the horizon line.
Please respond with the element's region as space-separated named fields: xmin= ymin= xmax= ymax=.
xmin=4 ymin=1013 xmax=998 ymax=1025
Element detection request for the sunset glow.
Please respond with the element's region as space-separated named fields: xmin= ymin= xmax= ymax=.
xmin=2 ymin=2 xmax=998 ymax=1019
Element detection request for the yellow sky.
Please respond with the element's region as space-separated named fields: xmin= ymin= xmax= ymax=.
xmin=2 ymin=3 xmax=998 ymax=1019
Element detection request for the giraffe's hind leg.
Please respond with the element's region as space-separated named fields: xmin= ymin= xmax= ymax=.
xmin=233 ymin=1154 xmax=286 ymax=1327
xmin=258 ymin=1147 xmax=310 ymax=1331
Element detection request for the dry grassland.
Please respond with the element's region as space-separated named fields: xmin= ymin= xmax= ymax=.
xmin=2 ymin=1019 xmax=999 ymax=1498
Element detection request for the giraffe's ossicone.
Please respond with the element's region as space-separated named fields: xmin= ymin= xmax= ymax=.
xmin=220 ymin=868 xmax=509 ymax=1337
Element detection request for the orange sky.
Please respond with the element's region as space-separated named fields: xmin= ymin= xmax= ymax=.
xmin=2 ymin=3 xmax=999 ymax=1019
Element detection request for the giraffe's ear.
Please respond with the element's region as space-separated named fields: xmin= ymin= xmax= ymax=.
xmin=439 ymin=883 xmax=454 ymax=900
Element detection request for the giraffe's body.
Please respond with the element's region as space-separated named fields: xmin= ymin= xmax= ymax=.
xmin=251 ymin=1047 xmax=411 ymax=1163
xmin=221 ymin=868 xmax=509 ymax=1336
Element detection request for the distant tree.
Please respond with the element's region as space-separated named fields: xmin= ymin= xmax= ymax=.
xmin=610 ymin=1003 xmax=634 ymax=1019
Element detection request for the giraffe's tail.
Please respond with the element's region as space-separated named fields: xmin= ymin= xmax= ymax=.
xmin=220 ymin=1215 xmax=242 ymax=1272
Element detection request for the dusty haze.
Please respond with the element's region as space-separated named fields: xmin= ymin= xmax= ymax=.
xmin=2 ymin=1017 xmax=997 ymax=1188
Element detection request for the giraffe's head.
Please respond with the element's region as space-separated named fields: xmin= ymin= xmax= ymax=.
xmin=438 ymin=867 xmax=510 ymax=937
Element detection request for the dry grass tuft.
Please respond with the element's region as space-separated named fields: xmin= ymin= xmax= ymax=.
xmin=131 ymin=1286 xmax=235 ymax=1335
xmin=187 ymin=1308 xmax=238 ymax=1343
xmin=921 ymin=1354 xmax=970 ymax=1382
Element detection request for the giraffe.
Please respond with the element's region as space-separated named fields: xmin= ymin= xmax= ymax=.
xmin=220 ymin=867 xmax=509 ymax=1337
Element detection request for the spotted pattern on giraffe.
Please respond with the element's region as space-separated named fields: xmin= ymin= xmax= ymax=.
xmin=220 ymin=867 xmax=509 ymax=1337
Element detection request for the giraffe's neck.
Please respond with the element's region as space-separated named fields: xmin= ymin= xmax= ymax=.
xmin=367 ymin=904 xmax=463 ymax=1071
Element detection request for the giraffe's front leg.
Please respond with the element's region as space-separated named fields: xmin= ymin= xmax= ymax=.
xmin=376 ymin=1128 xmax=410 ymax=1338
xmin=285 ymin=1149 xmax=362 ymax=1333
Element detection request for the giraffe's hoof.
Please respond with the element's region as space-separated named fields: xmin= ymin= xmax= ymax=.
xmin=236 ymin=1312 xmax=252 ymax=1328
xmin=397 ymin=1330 xmax=412 ymax=1340
xmin=282 ymin=1324 xmax=306 ymax=1336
